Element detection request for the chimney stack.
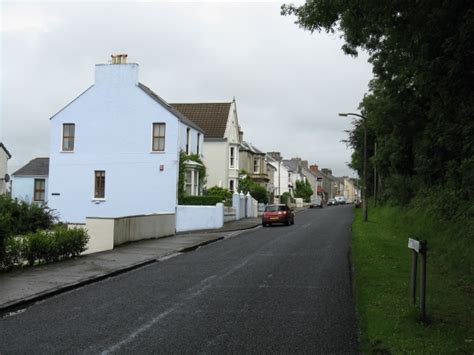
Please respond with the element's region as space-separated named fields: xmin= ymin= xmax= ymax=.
xmin=111 ymin=54 xmax=128 ymax=64
xmin=301 ymin=160 xmax=309 ymax=169
xmin=267 ymin=152 xmax=282 ymax=162
xmin=310 ymin=164 xmax=319 ymax=173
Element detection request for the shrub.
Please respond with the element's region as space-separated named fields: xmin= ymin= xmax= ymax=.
xmin=280 ymin=192 xmax=294 ymax=206
xmin=180 ymin=196 xmax=224 ymax=206
xmin=1 ymin=226 xmax=89 ymax=270
xmin=205 ymin=186 xmax=232 ymax=200
xmin=0 ymin=195 xmax=56 ymax=265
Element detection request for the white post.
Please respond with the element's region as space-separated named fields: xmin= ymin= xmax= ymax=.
xmin=232 ymin=192 xmax=241 ymax=220
xmin=246 ymin=192 xmax=252 ymax=218
xmin=239 ymin=191 xmax=245 ymax=220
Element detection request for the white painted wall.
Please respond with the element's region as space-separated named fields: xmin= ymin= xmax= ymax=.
xmin=176 ymin=203 xmax=224 ymax=232
xmin=179 ymin=122 xmax=204 ymax=157
xmin=268 ymin=160 xmax=291 ymax=196
xmin=0 ymin=149 xmax=8 ymax=194
xmin=11 ymin=176 xmax=49 ymax=204
xmin=202 ymin=141 xmax=228 ymax=188
xmin=48 ymin=62 xmax=196 ymax=223
xmin=81 ymin=218 xmax=114 ymax=255
xmin=203 ymin=100 xmax=241 ymax=191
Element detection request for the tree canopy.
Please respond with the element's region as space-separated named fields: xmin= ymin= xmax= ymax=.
xmin=282 ymin=1 xmax=474 ymax=212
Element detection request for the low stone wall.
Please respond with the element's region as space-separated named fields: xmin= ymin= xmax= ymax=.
xmin=83 ymin=213 xmax=175 ymax=254
xmin=113 ymin=213 xmax=175 ymax=246
xmin=176 ymin=203 xmax=224 ymax=232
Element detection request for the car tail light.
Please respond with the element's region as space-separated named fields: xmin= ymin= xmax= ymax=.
xmin=283 ymin=211 xmax=287 ymax=215
xmin=278 ymin=211 xmax=282 ymax=215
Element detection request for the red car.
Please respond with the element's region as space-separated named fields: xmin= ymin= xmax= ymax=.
xmin=262 ymin=204 xmax=295 ymax=227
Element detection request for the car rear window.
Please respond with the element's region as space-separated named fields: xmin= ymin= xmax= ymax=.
xmin=265 ymin=205 xmax=287 ymax=212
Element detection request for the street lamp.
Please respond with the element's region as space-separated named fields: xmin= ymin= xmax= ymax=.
xmin=339 ymin=112 xmax=368 ymax=222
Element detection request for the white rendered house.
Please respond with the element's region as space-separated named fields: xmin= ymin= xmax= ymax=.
xmin=48 ymin=55 xmax=204 ymax=223
xmin=12 ymin=158 xmax=49 ymax=204
xmin=172 ymin=99 xmax=242 ymax=192
xmin=0 ymin=143 xmax=11 ymax=195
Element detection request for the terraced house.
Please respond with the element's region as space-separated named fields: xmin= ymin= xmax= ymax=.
xmin=172 ymin=99 xmax=242 ymax=193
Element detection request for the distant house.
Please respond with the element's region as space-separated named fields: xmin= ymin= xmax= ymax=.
xmin=172 ymin=99 xmax=241 ymax=193
xmin=282 ymin=159 xmax=305 ymax=195
xmin=266 ymin=152 xmax=292 ymax=199
xmin=48 ymin=54 xmax=205 ymax=223
xmin=321 ymin=168 xmax=339 ymax=199
xmin=287 ymin=158 xmax=321 ymax=201
xmin=0 ymin=143 xmax=12 ymax=195
xmin=239 ymin=141 xmax=269 ymax=186
xmin=12 ymin=158 xmax=49 ymax=204
xmin=309 ymin=164 xmax=326 ymax=201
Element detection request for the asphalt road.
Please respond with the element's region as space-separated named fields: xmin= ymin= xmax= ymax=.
xmin=0 ymin=205 xmax=359 ymax=354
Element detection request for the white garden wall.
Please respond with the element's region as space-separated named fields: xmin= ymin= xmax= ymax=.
xmin=176 ymin=203 xmax=224 ymax=232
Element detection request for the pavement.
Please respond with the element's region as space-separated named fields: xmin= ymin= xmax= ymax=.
xmin=0 ymin=217 xmax=262 ymax=314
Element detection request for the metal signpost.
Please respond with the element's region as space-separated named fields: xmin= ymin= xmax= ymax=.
xmin=408 ymin=238 xmax=428 ymax=320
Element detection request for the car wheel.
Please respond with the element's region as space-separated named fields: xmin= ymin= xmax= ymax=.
xmin=262 ymin=222 xmax=266 ymax=227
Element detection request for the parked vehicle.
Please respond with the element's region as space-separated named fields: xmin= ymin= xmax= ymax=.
xmin=334 ymin=196 xmax=346 ymax=205
xmin=262 ymin=204 xmax=294 ymax=226
xmin=309 ymin=195 xmax=323 ymax=208
xmin=327 ymin=198 xmax=337 ymax=206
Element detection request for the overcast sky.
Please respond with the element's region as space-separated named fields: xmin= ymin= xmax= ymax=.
xmin=1 ymin=1 xmax=372 ymax=177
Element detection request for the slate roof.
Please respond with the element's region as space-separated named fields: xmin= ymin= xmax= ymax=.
xmin=282 ymin=160 xmax=299 ymax=173
xmin=240 ymin=141 xmax=265 ymax=155
xmin=13 ymin=158 xmax=49 ymax=177
xmin=0 ymin=143 xmax=11 ymax=158
xmin=138 ymin=83 xmax=205 ymax=133
xmin=170 ymin=103 xmax=232 ymax=139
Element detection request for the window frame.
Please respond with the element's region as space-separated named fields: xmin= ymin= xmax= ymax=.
xmin=186 ymin=128 xmax=190 ymax=155
xmin=253 ymin=158 xmax=260 ymax=174
xmin=33 ymin=178 xmax=46 ymax=202
xmin=197 ymin=133 xmax=200 ymax=155
xmin=61 ymin=123 xmax=75 ymax=152
xmin=152 ymin=123 xmax=166 ymax=152
xmin=229 ymin=146 xmax=235 ymax=169
xmin=94 ymin=170 xmax=106 ymax=199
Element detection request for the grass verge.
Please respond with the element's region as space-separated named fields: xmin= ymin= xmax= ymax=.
xmin=352 ymin=204 xmax=473 ymax=353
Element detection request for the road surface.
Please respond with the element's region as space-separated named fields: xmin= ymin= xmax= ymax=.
xmin=1 ymin=205 xmax=359 ymax=354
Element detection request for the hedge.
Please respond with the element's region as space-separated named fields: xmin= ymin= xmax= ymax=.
xmin=180 ymin=196 xmax=225 ymax=206
xmin=0 ymin=195 xmax=56 ymax=265
xmin=1 ymin=226 xmax=89 ymax=270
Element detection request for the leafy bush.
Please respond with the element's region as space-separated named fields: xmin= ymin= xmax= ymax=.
xmin=180 ymin=196 xmax=224 ymax=206
xmin=249 ymin=184 xmax=268 ymax=204
xmin=0 ymin=195 xmax=56 ymax=265
xmin=1 ymin=226 xmax=89 ymax=270
xmin=280 ymin=192 xmax=294 ymax=206
xmin=238 ymin=172 xmax=269 ymax=203
xmin=205 ymin=186 xmax=232 ymax=200
xmin=294 ymin=180 xmax=313 ymax=202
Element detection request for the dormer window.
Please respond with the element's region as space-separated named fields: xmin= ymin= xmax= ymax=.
xmin=62 ymin=123 xmax=75 ymax=151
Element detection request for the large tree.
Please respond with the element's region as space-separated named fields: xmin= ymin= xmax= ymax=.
xmin=282 ymin=1 xmax=474 ymax=207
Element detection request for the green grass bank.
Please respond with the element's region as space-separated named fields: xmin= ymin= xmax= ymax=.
xmin=351 ymin=204 xmax=473 ymax=353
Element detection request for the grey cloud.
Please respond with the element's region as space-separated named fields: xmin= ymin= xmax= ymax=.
xmin=2 ymin=2 xmax=372 ymax=177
